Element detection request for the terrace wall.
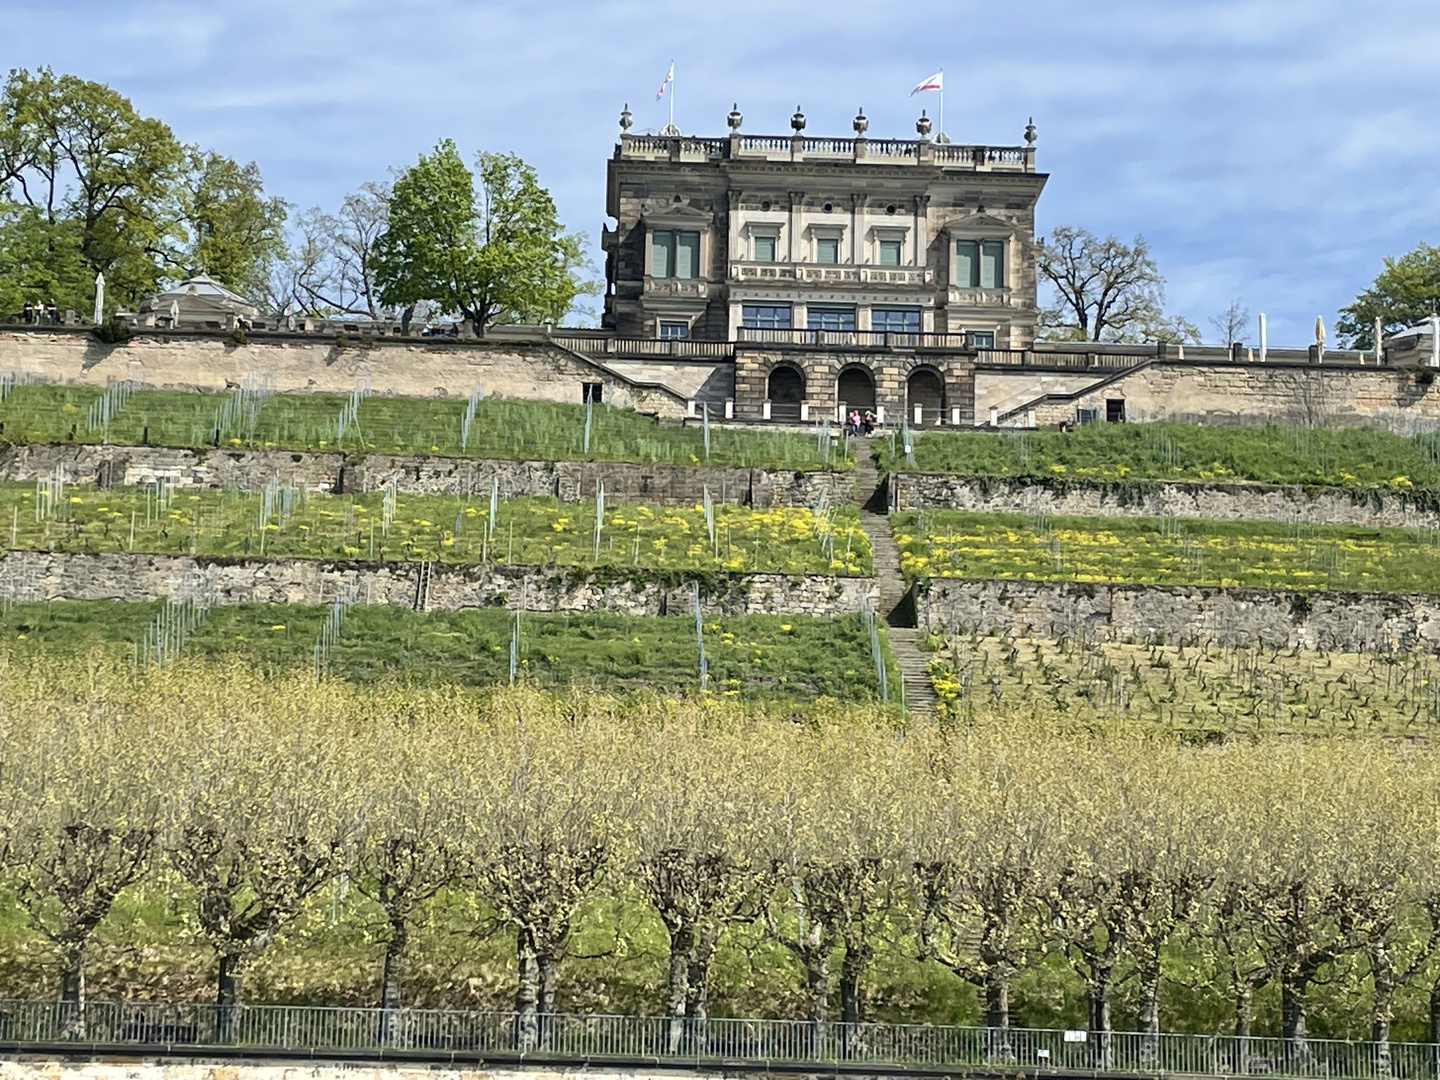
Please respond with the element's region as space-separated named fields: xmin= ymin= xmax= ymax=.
xmin=0 ymin=329 xmax=701 ymax=417
xmin=0 ymin=1060 xmax=743 ymax=1080
xmin=889 ymin=473 xmax=1440 ymax=528
xmin=0 ymin=551 xmax=879 ymax=618
xmin=0 ymin=445 xmax=852 ymax=507
xmin=916 ymin=578 xmax=1440 ymax=653
xmin=1050 ymin=362 xmax=1440 ymax=431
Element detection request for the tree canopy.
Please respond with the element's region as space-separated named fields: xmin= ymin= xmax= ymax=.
xmin=0 ymin=68 xmax=286 ymax=318
xmin=372 ymin=140 xmax=593 ymax=329
xmin=1337 ymin=242 xmax=1440 ymax=348
xmin=1038 ymin=225 xmax=1199 ymax=344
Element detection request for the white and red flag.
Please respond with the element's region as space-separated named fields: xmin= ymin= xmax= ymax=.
xmin=656 ymin=62 xmax=674 ymax=101
xmin=910 ymin=70 xmax=943 ymax=96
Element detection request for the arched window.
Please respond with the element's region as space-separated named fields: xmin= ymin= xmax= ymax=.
xmin=837 ymin=365 xmax=876 ymax=413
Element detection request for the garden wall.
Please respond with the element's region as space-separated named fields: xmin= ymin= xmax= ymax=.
xmin=0 ymin=550 xmax=879 ymax=618
xmin=889 ymin=473 xmax=1440 ymax=528
xmin=0 ymin=445 xmax=853 ymax=507
xmin=0 ymin=1060 xmax=743 ymax=1080
xmin=915 ymin=578 xmax=1440 ymax=653
xmin=0 ymin=329 xmax=704 ymax=417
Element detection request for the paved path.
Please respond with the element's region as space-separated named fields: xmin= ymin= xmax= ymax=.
xmin=852 ymin=440 xmax=937 ymax=717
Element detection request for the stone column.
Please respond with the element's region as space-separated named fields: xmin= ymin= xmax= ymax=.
xmin=913 ymin=194 xmax=930 ymax=267
xmin=727 ymin=189 xmax=743 ymax=273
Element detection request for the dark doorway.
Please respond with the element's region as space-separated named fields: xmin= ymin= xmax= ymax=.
xmin=907 ymin=368 xmax=946 ymax=425
xmin=837 ymin=365 xmax=876 ymax=415
xmin=767 ymin=365 xmax=805 ymax=423
xmin=1106 ymin=398 xmax=1126 ymax=423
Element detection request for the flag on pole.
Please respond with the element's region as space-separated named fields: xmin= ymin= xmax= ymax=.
xmin=656 ymin=62 xmax=674 ymax=100
xmin=910 ymin=70 xmax=943 ymax=96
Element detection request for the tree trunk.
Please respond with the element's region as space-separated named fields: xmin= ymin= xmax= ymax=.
xmin=538 ymin=951 xmax=559 ymax=1048
xmin=1234 ymin=983 xmax=1254 ymax=1039
xmin=1281 ymin=970 xmax=1310 ymax=1062
xmin=839 ymin=942 xmax=868 ymax=1026
xmin=1138 ymin=954 xmax=1161 ymax=1067
xmin=1372 ymin=968 xmax=1394 ymax=1073
xmin=806 ymin=949 xmax=830 ymax=1056
xmin=515 ymin=927 xmax=539 ymax=1052
xmin=1088 ymin=980 xmax=1112 ymax=1070
xmin=217 ymin=954 xmax=244 ymax=1043
xmin=666 ymin=925 xmax=693 ymax=1053
xmin=686 ymin=929 xmax=716 ymax=1022
xmin=59 ymin=949 xmax=84 ymax=1037
xmin=983 ymin=972 xmax=1012 ymax=1060
xmin=381 ymin=915 xmax=408 ymax=1013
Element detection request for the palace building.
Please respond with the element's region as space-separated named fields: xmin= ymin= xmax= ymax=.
xmin=601 ymin=104 xmax=1046 ymax=350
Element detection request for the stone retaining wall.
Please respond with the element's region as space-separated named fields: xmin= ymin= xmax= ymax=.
xmin=0 ymin=550 xmax=877 ymax=618
xmin=890 ymin=472 xmax=1440 ymax=527
xmin=0 ymin=445 xmax=853 ymax=507
xmin=915 ymin=577 xmax=1440 ymax=652
xmin=0 ymin=1060 xmax=747 ymax=1080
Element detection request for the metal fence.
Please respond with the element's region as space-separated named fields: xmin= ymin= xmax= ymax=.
xmin=1 ymin=1000 xmax=1439 ymax=1076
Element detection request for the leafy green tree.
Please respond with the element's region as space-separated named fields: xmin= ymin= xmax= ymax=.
xmin=1038 ymin=225 xmax=1199 ymax=344
xmin=0 ymin=204 xmax=90 ymax=316
xmin=0 ymin=68 xmax=184 ymax=312
xmin=174 ymin=150 xmax=288 ymax=301
xmin=1337 ymin=243 xmax=1440 ymax=348
xmin=374 ymin=140 xmax=592 ymax=328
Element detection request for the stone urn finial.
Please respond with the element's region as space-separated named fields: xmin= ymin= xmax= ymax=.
xmin=619 ymin=104 xmax=633 ymax=133
xmin=853 ymin=108 xmax=868 ymax=136
xmin=1024 ymin=117 xmax=1037 ymax=146
xmin=727 ymin=103 xmax=743 ymax=131
xmin=916 ymin=110 xmax=932 ymax=139
xmin=791 ymin=106 xmax=806 ymax=133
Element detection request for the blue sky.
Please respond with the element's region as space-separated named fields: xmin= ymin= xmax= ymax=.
xmin=8 ymin=0 xmax=1437 ymax=344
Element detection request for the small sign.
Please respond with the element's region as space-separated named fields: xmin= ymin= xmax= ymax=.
xmin=1063 ymin=1030 xmax=1088 ymax=1043
xmin=1036 ymin=1049 xmax=1051 ymax=1059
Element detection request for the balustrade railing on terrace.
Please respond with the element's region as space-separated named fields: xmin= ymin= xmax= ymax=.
xmin=0 ymin=1000 xmax=1435 ymax=1078
xmin=618 ymin=133 xmax=1033 ymax=172
xmin=552 ymin=336 xmax=735 ymax=359
xmin=734 ymin=327 xmax=970 ymax=349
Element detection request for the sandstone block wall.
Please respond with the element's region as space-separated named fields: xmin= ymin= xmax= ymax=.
xmin=0 ymin=551 xmax=879 ymax=618
xmin=0 ymin=445 xmax=854 ymax=507
xmin=0 ymin=330 xmax=691 ymax=417
xmin=889 ymin=473 xmax=1440 ymax=528
xmin=0 ymin=1060 xmax=746 ymax=1080
xmin=916 ymin=578 xmax=1440 ymax=653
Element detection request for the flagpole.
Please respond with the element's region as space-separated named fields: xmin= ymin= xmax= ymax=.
xmin=938 ymin=70 xmax=944 ymax=139
xmin=670 ymin=62 xmax=674 ymax=133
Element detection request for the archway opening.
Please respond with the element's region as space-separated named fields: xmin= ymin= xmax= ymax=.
xmin=907 ymin=368 xmax=946 ymax=425
xmin=767 ymin=365 xmax=805 ymax=423
xmin=837 ymin=365 xmax=876 ymax=416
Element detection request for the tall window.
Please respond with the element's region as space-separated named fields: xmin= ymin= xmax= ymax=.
xmin=954 ymin=240 xmax=1006 ymax=288
xmin=659 ymin=320 xmax=689 ymax=339
xmin=815 ymin=236 xmax=840 ymax=264
xmin=872 ymin=306 xmax=921 ymax=334
xmin=742 ymin=304 xmax=792 ymax=330
xmin=808 ymin=304 xmax=856 ymax=331
xmin=651 ymin=230 xmax=701 ymax=278
xmin=753 ymin=234 xmax=777 ymax=262
xmin=879 ymin=238 xmax=903 ymax=266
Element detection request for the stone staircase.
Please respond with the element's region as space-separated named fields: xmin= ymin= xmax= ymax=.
xmin=852 ymin=441 xmax=937 ymax=718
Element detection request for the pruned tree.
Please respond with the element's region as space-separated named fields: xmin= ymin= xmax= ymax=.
xmin=1038 ymin=225 xmax=1199 ymax=344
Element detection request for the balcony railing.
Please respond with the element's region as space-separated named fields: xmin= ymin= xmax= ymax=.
xmin=737 ymin=328 xmax=970 ymax=349
xmin=618 ymin=134 xmax=1036 ymax=173
xmin=553 ymin=336 xmax=735 ymax=360
xmin=0 ymin=1000 xmax=1436 ymax=1078
xmin=730 ymin=262 xmax=935 ymax=287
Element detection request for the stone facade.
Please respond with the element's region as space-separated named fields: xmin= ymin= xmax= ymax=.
xmin=0 ymin=550 xmax=878 ymax=618
xmin=732 ymin=344 xmax=974 ymax=426
xmin=602 ymin=113 xmax=1046 ymax=346
xmin=0 ymin=444 xmax=854 ymax=507
xmin=889 ymin=473 xmax=1440 ymax=528
xmin=916 ymin=578 xmax=1440 ymax=653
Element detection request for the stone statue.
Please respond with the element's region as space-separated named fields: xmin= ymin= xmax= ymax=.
xmin=92 ymin=272 xmax=105 ymax=325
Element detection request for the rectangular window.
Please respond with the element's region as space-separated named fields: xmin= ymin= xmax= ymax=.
xmin=980 ymin=241 xmax=1005 ymax=289
xmin=872 ymin=306 xmax=921 ymax=334
xmin=741 ymin=304 xmax=792 ymax=330
xmin=659 ymin=320 xmax=689 ymax=340
xmin=651 ymin=231 xmax=675 ymax=278
xmin=816 ymin=236 xmax=840 ymax=264
xmin=879 ymin=239 xmax=903 ymax=266
xmin=753 ymin=234 xmax=777 ymax=262
xmin=954 ymin=240 xmax=978 ymax=287
xmin=1106 ymin=398 xmax=1127 ymax=423
xmin=650 ymin=230 xmax=702 ymax=278
xmin=676 ymin=231 xmax=701 ymax=278
xmin=808 ymin=304 xmax=856 ymax=332
xmin=582 ymin=383 xmax=603 ymax=404
xmin=970 ymin=330 xmax=996 ymax=349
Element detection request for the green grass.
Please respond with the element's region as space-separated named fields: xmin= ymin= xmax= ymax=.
xmin=0 ymin=386 xmax=851 ymax=469
xmin=2 ymin=486 xmax=872 ymax=574
xmin=880 ymin=421 xmax=1440 ymax=492
xmin=0 ymin=601 xmax=899 ymax=704
xmin=895 ymin=509 xmax=1440 ymax=592
xmin=928 ymin=634 xmax=1440 ymax=734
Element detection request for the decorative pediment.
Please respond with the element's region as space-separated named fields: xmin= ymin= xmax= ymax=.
xmin=640 ymin=203 xmax=715 ymax=229
xmin=945 ymin=212 xmax=1019 ymax=236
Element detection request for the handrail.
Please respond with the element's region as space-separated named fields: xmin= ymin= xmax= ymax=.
xmin=0 ymin=1000 xmax=1433 ymax=1077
